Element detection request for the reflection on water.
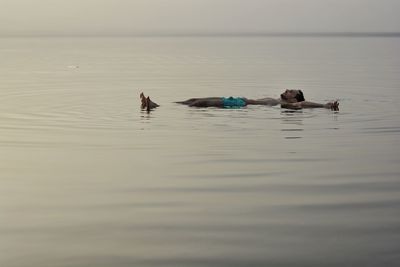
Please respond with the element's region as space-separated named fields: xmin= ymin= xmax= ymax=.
xmin=1 ymin=37 xmax=400 ymax=267
xmin=280 ymin=110 xmax=305 ymax=139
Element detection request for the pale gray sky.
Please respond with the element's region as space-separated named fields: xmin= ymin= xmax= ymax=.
xmin=1 ymin=0 xmax=399 ymax=36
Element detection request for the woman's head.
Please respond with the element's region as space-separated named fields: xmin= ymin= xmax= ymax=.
xmin=281 ymin=89 xmax=305 ymax=102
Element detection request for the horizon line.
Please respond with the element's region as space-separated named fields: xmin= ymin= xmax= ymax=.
xmin=1 ymin=31 xmax=400 ymax=38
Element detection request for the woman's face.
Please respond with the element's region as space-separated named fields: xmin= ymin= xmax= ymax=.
xmin=281 ymin=89 xmax=300 ymax=102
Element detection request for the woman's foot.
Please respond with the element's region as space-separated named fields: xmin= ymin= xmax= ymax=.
xmin=140 ymin=92 xmax=159 ymax=111
xmin=140 ymin=92 xmax=147 ymax=109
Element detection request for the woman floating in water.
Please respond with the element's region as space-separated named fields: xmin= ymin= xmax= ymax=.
xmin=140 ymin=89 xmax=339 ymax=111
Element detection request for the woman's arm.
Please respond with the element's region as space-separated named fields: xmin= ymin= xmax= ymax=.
xmin=282 ymin=101 xmax=339 ymax=110
xmin=301 ymin=101 xmax=339 ymax=110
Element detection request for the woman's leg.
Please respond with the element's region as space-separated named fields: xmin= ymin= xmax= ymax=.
xmin=189 ymin=98 xmax=224 ymax=107
xmin=177 ymin=97 xmax=222 ymax=106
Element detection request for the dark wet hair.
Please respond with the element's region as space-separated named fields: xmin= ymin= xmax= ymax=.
xmin=295 ymin=90 xmax=305 ymax=102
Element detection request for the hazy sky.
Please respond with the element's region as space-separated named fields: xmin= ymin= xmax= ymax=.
xmin=1 ymin=0 xmax=399 ymax=36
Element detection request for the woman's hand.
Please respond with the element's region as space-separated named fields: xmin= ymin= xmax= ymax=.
xmin=327 ymin=101 xmax=339 ymax=111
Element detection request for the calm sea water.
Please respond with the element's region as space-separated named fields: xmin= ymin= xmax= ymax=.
xmin=1 ymin=36 xmax=400 ymax=267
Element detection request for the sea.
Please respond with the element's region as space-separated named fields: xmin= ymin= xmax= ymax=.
xmin=1 ymin=35 xmax=400 ymax=267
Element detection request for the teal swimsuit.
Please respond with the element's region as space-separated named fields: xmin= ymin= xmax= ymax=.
xmin=222 ymin=97 xmax=246 ymax=108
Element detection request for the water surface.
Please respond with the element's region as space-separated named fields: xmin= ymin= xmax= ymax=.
xmin=1 ymin=36 xmax=400 ymax=267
